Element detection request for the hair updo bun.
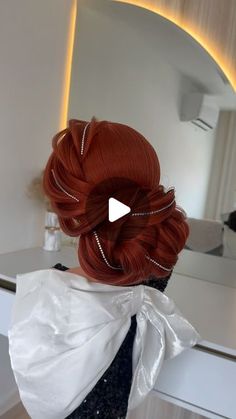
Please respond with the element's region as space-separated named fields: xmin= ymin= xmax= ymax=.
xmin=43 ymin=117 xmax=189 ymax=285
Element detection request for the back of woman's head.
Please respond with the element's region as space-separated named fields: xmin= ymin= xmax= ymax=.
xmin=43 ymin=117 xmax=189 ymax=285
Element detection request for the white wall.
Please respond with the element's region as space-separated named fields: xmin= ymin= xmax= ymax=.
xmin=0 ymin=0 xmax=74 ymax=254
xmin=205 ymin=111 xmax=236 ymax=219
xmin=69 ymin=0 xmax=217 ymax=219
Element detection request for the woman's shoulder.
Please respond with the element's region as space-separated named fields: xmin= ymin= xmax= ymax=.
xmin=15 ymin=266 xmax=73 ymax=295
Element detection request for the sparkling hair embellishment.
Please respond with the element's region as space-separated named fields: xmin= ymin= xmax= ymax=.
xmin=80 ymin=122 xmax=90 ymax=155
xmin=51 ymin=122 xmax=90 ymax=201
xmin=93 ymin=231 xmax=122 ymax=270
xmin=51 ymin=169 xmax=80 ymax=202
xmin=131 ymin=188 xmax=175 ymax=216
xmin=93 ymin=230 xmax=172 ymax=273
xmin=145 ymin=255 xmax=172 ymax=272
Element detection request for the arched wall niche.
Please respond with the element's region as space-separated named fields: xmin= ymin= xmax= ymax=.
xmin=113 ymin=0 xmax=236 ymax=91
xmin=62 ymin=0 xmax=236 ymax=128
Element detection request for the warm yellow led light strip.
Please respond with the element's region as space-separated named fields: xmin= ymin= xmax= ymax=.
xmin=60 ymin=0 xmax=235 ymax=129
xmin=114 ymin=0 xmax=236 ymax=90
xmin=60 ymin=0 xmax=77 ymax=130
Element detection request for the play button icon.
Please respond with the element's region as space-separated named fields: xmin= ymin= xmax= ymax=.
xmin=108 ymin=198 xmax=130 ymax=222
xmin=85 ymin=176 xmax=151 ymax=243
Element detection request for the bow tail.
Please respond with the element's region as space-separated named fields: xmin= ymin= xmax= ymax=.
xmin=127 ymin=312 xmax=165 ymax=410
xmin=127 ymin=303 xmax=201 ymax=411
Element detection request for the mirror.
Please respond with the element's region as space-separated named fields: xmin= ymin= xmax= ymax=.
xmin=67 ymin=0 xmax=236 ymax=359
xmin=68 ymin=0 xmax=236 ymax=264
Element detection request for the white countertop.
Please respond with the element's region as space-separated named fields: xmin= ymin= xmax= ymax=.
xmin=0 ymin=245 xmax=78 ymax=280
xmin=1 ymin=246 xmax=236 ymax=356
xmin=166 ymin=272 xmax=236 ymax=356
xmin=175 ymin=248 xmax=236 ymax=288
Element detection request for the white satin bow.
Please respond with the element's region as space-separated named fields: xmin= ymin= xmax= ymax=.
xmin=8 ymin=269 xmax=201 ymax=419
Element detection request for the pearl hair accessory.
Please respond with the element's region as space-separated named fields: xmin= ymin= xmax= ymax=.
xmin=51 ymin=122 xmax=174 ymax=273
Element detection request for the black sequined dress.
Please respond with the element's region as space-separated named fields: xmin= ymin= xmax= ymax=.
xmin=52 ymin=263 xmax=172 ymax=419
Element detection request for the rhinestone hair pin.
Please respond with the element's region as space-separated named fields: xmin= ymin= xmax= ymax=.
xmin=51 ymin=123 xmax=90 ymax=200
xmin=51 ymin=169 xmax=80 ymax=202
xmin=131 ymin=191 xmax=175 ymax=216
xmin=80 ymin=122 xmax=90 ymax=155
xmin=93 ymin=231 xmax=123 ymax=270
xmin=93 ymin=230 xmax=172 ymax=272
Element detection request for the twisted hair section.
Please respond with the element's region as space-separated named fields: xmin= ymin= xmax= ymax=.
xmin=43 ymin=117 xmax=189 ymax=285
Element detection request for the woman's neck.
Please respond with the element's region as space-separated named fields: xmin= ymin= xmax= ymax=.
xmin=66 ymin=266 xmax=95 ymax=282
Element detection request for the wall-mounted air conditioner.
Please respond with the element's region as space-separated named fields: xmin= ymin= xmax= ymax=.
xmin=180 ymin=93 xmax=219 ymax=131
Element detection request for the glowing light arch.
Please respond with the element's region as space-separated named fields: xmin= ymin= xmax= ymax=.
xmin=114 ymin=0 xmax=235 ymax=90
xmin=60 ymin=0 xmax=235 ymax=129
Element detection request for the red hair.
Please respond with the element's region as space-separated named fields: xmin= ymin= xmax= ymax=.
xmin=43 ymin=117 xmax=189 ymax=285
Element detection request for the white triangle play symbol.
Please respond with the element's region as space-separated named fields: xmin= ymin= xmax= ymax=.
xmin=108 ymin=197 xmax=130 ymax=222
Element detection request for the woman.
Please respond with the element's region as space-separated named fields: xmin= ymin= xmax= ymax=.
xmin=8 ymin=117 xmax=200 ymax=419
